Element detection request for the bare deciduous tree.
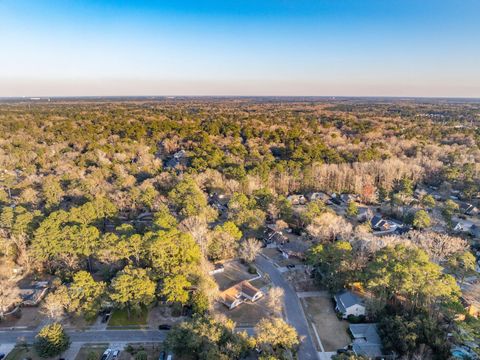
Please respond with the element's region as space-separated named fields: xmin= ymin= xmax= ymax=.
xmin=41 ymin=286 xmax=69 ymax=321
xmin=179 ymin=216 xmax=209 ymax=256
xmin=0 ymin=277 xmax=21 ymax=317
xmin=266 ymin=286 xmax=284 ymax=316
xmin=239 ymin=238 xmax=262 ymax=263
xmin=307 ymin=212 xmax=352 ymax=242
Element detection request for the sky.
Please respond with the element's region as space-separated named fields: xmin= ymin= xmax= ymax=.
xmin=0 ymin=0 xmax=479 ymax=97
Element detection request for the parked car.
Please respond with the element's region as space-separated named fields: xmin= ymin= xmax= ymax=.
xmin=112 ymin=350 xmax=120 ymax=359
xmin=159 ymin=351 xmax=166 ymax=360
xmin=0 ymin=354 xmax=5 ymax=360
xmin=158 ymin=324 xmax=172 ymax=330
xmin=101 ymin=309 xmax=112 ymax=323
xmin=286 ymin=264 xmax=295 ymax=269
xmin=101 ymin=349 xmax=112 ymax=360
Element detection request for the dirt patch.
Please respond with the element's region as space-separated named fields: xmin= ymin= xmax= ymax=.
xmin=0 ymin=307 xmax=45 ymax=329
xmin=261 ymin=248 xmax=304 ymax=267
xmin=213 ymin=260 xmax=257 ymax=291
xmin=147 ymin=305 xmax=188 ymax=328
xmin=283 ymin=270 xmax=318 ymax=292
xmin=301 ymin=296 xmax=350 ymax=352
xmin=214 ymin=296 xmax=270 ymax=327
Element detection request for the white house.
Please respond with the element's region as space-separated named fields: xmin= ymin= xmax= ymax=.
xmin=334 ymin=290 xmax=366 ymax=319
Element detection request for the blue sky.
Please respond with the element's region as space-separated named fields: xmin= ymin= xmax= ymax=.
xmin=1 ymin=0 xmax=479 ymax=97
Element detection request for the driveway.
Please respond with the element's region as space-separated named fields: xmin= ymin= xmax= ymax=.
xmin=255 ymin=255 xmax=318 ymax=360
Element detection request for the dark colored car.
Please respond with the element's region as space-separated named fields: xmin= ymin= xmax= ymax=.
xmin=101 ymin=310 xmax=112 ymax=323
xmin=286 ymin=264 xmax=295 ymax=269
xmin=158 ymin=324 xmax=172 ymax=330
xmin=0 ymin=354 xmax=5 ymax=360
xmin=159 ymin=351 xmax=166 ymax=360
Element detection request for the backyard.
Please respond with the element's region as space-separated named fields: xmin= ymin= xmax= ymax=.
xmin=301 ymin=296 xmax=351 ymax=352
xmin=213 ymin=260 xmax=257 ymax=291
xmin=214 ymin=296 xmax=271 ymax=327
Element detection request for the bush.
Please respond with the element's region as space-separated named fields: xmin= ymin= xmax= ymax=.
xmin=346 ymin=314 xmax=366 ymax=323
xmin=135 ymin=350 xmax=148 ymax=360
xmin=34 ymin=323 xmax=70 ymax=358
xmin=248 ymin=264 xmax=257 ymax=274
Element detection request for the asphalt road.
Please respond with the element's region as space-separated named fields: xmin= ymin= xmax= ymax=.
xmin=0 ymin=329 xmax=166 ymax=344
xmin=255 ymin=255 xmax=319 ymax=360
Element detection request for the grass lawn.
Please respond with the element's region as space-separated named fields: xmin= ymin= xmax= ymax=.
xmin=108 ymin=307 xmax=148 ymax=327
xmin=5 ymin=345 xmax=46 ymax=360
xmin=75 ymin=345 xmax=108 ymax=360
xmin=301 ymin=297 xmax=350 ymax=352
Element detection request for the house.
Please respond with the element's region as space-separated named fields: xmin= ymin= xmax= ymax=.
xmin=371 ymin=215 xmax=391 ymax=232
xmin=209 ymin=263 xmax=225 ymax=275
xmin=263 ymin=226 xmax=287 ymax=247
xmin=334 ymin=290 xmax=366 ymax=319
xmin=287 ymin=194 xmax=307 ymax=205
xmin=470 ymin=224 xmax=480 ymax=239
xmin=461 ymin=283 xmax=480 ymax=318
xmin=208 ymin=193 xmax=228 ymax=214
xmin=453 ymin=219 xmax=474 ymax=233
xmin=340 ymin=193 xmax=358 ymax=204
xmin=308 ymin=192 xmax=331 ymax=203
xmin=349 ymin=323 xmax=383 ymax=359
xmin=459 ymin=202 xmax=479 ymax=216
xmin=220 ymin=281 xmax=264 ymax=310
xmin=165 ymin=150 xmax=188 ymax=169
xmin=278 ymin=240 xmax=309 ymax=260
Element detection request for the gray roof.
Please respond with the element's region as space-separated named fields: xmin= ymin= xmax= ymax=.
xmin=371 ymin=215 xmax=383 ymax=227
xmin=350 ymin=323 xmax=383 ymax=358
xmin=334 ymin=290 xmax=365 ymax=313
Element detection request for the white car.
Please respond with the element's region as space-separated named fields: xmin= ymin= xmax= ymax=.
xmin=112 ymin=350 xmax=120 ymax=359
xmin=101 ymin=349 xmax=112 ymax=360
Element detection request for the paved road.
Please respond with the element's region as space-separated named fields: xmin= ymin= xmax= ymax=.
xmin=0 ymin=329 xmax=166 ymax=344
xmin=256 ymin=255 xmax=319 ymax=360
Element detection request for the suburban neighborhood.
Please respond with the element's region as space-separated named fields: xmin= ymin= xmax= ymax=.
xmin=0 ymin=96 xmax=480 ymax=360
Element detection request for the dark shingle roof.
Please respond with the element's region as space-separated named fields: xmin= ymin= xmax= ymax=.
xmin=334 ymin=290 xmax=364 ymax=313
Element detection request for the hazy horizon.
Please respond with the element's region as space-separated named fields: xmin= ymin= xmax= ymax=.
xmin=1 ymin=0 xmax=480 ymax=97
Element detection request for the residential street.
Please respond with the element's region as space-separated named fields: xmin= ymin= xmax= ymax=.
xmin=0 ymin=329 xmax=166 ymax=344
xmin=0 ymin=258 xmax=319 ymax=360
xmin=255 ymin=255 xmax=319 ymax=360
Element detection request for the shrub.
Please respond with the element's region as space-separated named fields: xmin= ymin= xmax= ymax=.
xmin=135 ymin=350 xmax=148 ymax=360
xmin=346 ymin=314 xmax=366 ymax=323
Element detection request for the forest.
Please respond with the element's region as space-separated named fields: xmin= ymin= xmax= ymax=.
xmin=0 ymin=98 xmax=479 ymax=360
